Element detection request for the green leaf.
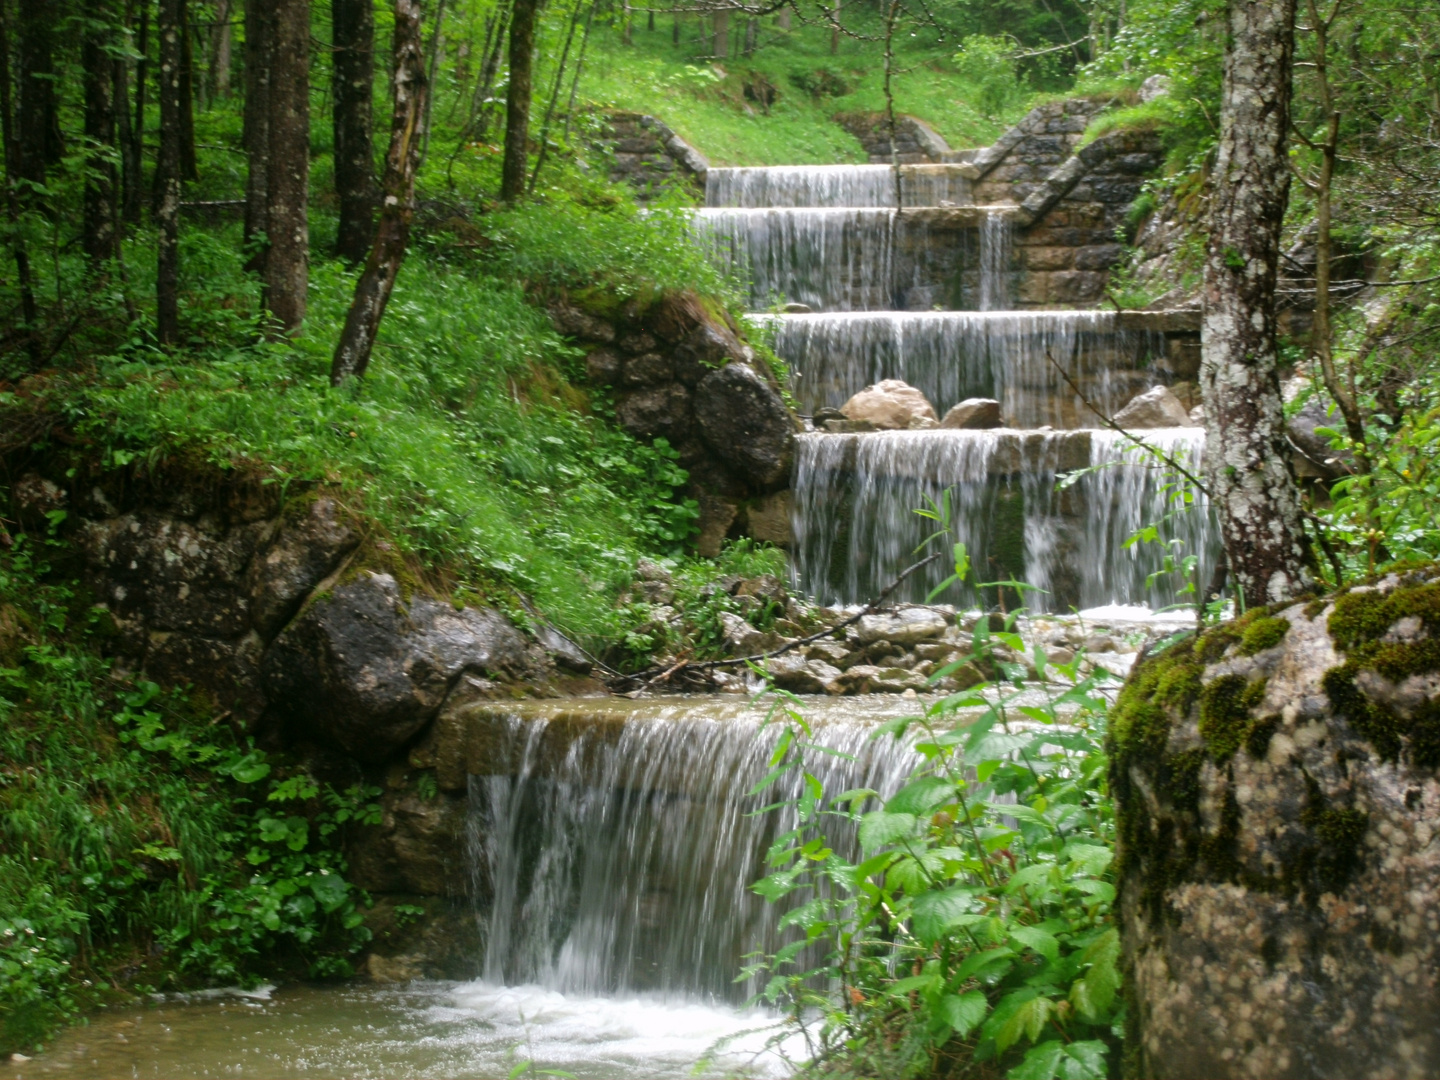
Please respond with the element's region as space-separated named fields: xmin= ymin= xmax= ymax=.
xmin=1008 ymin=1039 xmax=1109 ymax=1080
xmin=1062 ymin=843 xmax=1114 ymax=876
xmin=309 ymin=871 xmax=349 ymax=913
xmin=910 ymin=886 xmax=977 ymax=942
xmin=888 ymin=973 xmax=940 ymax=997
xmin=954 ymin=946 xmax=1015 ymax=984
xmin=1005 ymin=863 xmax=1056 ymax=893
xmin=996 ymin=995 xmax=1053 ymax=1053
xmin=1070 ymin=928 xmax=1121 ymax=1020
xmin=1009 ymin=925 xmax=1060 ymax=963
xmin=858 ymin=811 xmax=918 ymax=849
xmin=885 ymin=776 xmax=954 ymax=815
xmin=966 ymin=731 xmax=1030 ymax=761
xmin=939 ymin=990 xmax=989 ymax=1037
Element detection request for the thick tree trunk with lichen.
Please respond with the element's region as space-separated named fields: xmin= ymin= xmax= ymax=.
xmin=1200 ymin=0 xmax=1310 ymax=609
xmin=332 ymin=0 xmax=377 ymax=263
xmin=1113 ymin=569 xmax=1440 ymax=1079
xmin=263 ymin=0 xmax=310 ymax=334
xmin=329 ymin=0 xmax=427 ymax=385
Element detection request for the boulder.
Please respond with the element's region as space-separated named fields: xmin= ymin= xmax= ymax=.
xmin=261 ymin=572 xmax=528 ymax=762
xmin=614 ymin=383 xmax=692 ymax=441
xmin=1111 ymin=385 xmax=1195 ymax=428
xmin=672 ymin=321 xmax=745 ymax=386
xmin=584 ymin=348 xmax=621 ymax=384
xmin=746 ymin=490 xmax=793 ymax=547
xmin=765 ymin=653 xmax=842 ymax=694
xmin=1114 ymin=569 xmax=1440 ymax=1079
xmin=841 ymin=380 xmax=938 ymax=430
xmin=717 ymin=611 xmax=765 ymax=654
xmin=246 ymin=496 xmax=361 ymax=638
xmin=834 ymin=664 xmax=927 ymax=694
xmin=693 ymin=363 xmax=795 ymax=490
xmin=1288 ymin=397 xmax=1355 ymax=480
xmin=548 ymin=303 xmax=615 ymax=343
xmin=940 ymin=398 xmax=1003 ymax=430
xmin=533 ymin=624 xmax=592 ymax=674
xmin=646 ymin=291 xmax=709 ymax=344
xmin=620 ymin=352 xmax=673 ymax=388
xmin=855 ymin=608 xmax=948 ymax=645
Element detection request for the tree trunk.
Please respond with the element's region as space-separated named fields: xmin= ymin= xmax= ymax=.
xmin=125 ymin=0 xmax=147 ymax=224
xmin=242 ymin=0 xmax=270 ymax=268
xmin=157 ymin=0 xmax=184 ymax=344
xmin=332 ymin=0 xmax=376 ymax=262
xmin=470 ymin=2 xmax=507 ymax=140
xmin=264 ymin=0 xmax=310 ymax=334
xmin=829 ymin=0 xmax=840 ymax=54
xmin=712 ymin=7 xmax=728 ymax=57
xmin=17 ymin=0 xmax=64 ymax=188
xmin=0 ymin=0 xmax=39 ymax=354
xmin=1199 ymin=0 xmax=1310 ymax=608
xmin=178 ymin=0 xmax=197 ymax=179
xmin=210 ymin=0 xmax=231 ymax=98
xmin=417 ymin=0 xmax=445 ymax=169
xmin=330 ymin=0 xmax=427 ymax=384
xmin=83 ymin=0 xmax=120 ymax=265
xmin=500 ymin=0 xmax=538 ymax=203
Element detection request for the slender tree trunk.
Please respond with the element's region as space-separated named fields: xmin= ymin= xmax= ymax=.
xmin=264 ymin=0 xmax=310 ymax=333
xmin=83 ymin=0 xmax=121 ymax=265
xmin=1200 ymin=0 xmax=1310 ymax=607
xmin=671 ymin=11 xmax=678 ymax=44
xmin=777 ymin=6 xmax=789 ymax=31
xmin=712 ymin=7 xmax=728 ymax=57
xmin=330 ymin=0 xmax=427 ymax=384
xmin=417 ymin=0 xmax=445 ymax=169
xmin=241 ymin=0 xmax=270 ymax=267
xmin=470 ymin=2 xmax=508 ymax=140
xmin=332 ymin=0 xmax=376 ymax=262
xmin=829 ymin=0 xmax=840 ymax=54
xmin=500 ymin=0 xmax=538 ymax=203
xmin=178 ymin=0 xmax=197 ymax=179
xmin=157 ymin=0 xmax=183 ymax=343
xmin=126 ymin=0 xmax=148 ymax=224
xmin=528 ymin=0 xmax=583 ymax=191
xmin=210 ymin=0 xmax=231 ymax=98
xmin=17 ymin=0 xmax=64 ymax=189
xmin=0 ymin=0 xmax=39 ymax=356
xmin=561 ymin=0 xmax=594 ymax=142
xmin=116 ymin=5 xmax=138 ymax=225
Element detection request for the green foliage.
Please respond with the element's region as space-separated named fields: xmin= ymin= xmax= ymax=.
xmin=0 ymin=538 xmax=375 ymax=1055
xmin=744 ymin=547 xmax=1121 ymax=1079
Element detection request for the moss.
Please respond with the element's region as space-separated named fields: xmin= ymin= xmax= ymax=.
xmin=1161 ymin=747 xmax=1206 ymax=814
xmin=1322 ymin=577 xmax=1440 ymax=765
xmin=1245 ymin=714 xmax=1281 ymax=760
xmin=1288 ymin=773 xmax=1369 ymax=899
xmin=1238 ymin=616 xmax=1290 ymax=656
xmin=1109 ymin=637 xmax=1204 ymax=757
xmin=1198 ymin=674 xmax=1268 ymax=763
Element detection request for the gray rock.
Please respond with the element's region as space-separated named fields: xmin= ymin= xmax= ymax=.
xmin=636 ymin=558 xmax=673 ymax=582
xmin=549 ymin=304 xmax=615 ymax=343
xmin=246 ymin=496 xmax=361 ymax=638
xmin=672 ymin=321 xmax=745 ymax=386
xmin=766 ymin=653 xmax=842 ymax=694
xmin=533 ymin=624 xmax=592 ymax=673
xmin=746 ymin=490 xmax=793 ymax=547
xmin=841 ymin=379 xmax=938 ymax=430
xmin=620 ymin=352 xmax=673 ymax=388
xmin=693 ymin=363 xmax=795 ymax=490
xmin=617 ymin=330 xmax=658 ymax=355
xmin=614 ymin=384 xmax=692 ymax=440
xmin=585 ymin=348 xmax=621 ymax=384
xmin=856 ymin=608 xmax=948 ymax=645
xmin=1112 ymin=385 xmax=1195 ymax=428
xmin=261 ymin=572 xmax=528 ymax=762
xmin=803 ymin=639 xmax=851 ymax=665
xmin=1288 ymin=397 xmax=1355 ymax=479
xmin=717 ymin=611 xmax=764 ymax=654
xmin=940 ymin=398 xmax=1003 ymax=429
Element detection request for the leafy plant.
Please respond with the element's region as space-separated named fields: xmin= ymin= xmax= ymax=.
xmin=743 ymin=545 xmax=1121 ymax=1079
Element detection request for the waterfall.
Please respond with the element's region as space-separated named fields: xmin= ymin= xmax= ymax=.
xmin=705 ymin=164 xmax=974 ymax=209
xmin=790 ymin=428 xmax=1217 ymax=611
xmin=694 ymin=208 xmax=897 ymax=311
xmin=774 ymin=310 xmax=1149 ymax=428
xmin=468 ymin=700 xmax=918 ymax=1004
xmin=978 ymin=211 xmax=1014 ymax=312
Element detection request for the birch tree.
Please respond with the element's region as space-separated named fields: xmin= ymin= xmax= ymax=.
xmin=1200 ymin=0 xmax=1312 ymax=607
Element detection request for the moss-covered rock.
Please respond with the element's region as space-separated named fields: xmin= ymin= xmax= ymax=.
xmin=1112 ymin=566 xmax=1440 ymax=1079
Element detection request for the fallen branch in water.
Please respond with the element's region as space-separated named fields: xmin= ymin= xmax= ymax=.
xmin=621 ymin=551 xmax=943 ymax=690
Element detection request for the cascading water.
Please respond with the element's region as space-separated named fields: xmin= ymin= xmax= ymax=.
xmin=791 ymin=428 xmax=1214 ymax=610
xmin=468 ymin=699 xmax=918 ymax=1003
xmin=773 ymin=310 xmax=1149 ymax=427
xmin=705 ymin=164 xmax=973 ymax=209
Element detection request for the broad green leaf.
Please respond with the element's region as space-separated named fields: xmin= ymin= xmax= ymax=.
xmin=996 ymin=995 xmax=1053 ymax=1053
xmin=1063 ymin=843 xmax=1114 ymax=876
xmin=308 ymin=871 xmax=349 ymax=912
xmin=1070 ymin=928 xmax=1120 ymax=1020
xmin=859 ymin=811 xmax=918 ymax=849
xmin=954 ymin=946 xmax=1015 ymax=984
xmin=938 ymin=990 xmax=989 ymax=1037
xmin=1009 ymin=925 xmax=1060 ymax=963
xmin=885 ymin=776 xmax=954 ymax=815
xmin=888 ymin=973 xmax=941 ymax=997
xmin=1006 ymin=863 xmax=1056 ymax=893
xmin=1073 ymin=879 xmax=1116 ymax=904
xmin=966 ymin=731 xmax=1030 ymax=762
xmin=910 ymin=886 xmax=976 ymax=942
xmin=1008 ymin=1039 xmax=1109 ymax=1080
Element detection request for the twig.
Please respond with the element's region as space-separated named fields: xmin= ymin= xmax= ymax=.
xmin=624 ymin=551 xmax=943 ymax=688
xmin=1045 ymin=348 xmax=1213 ymax=498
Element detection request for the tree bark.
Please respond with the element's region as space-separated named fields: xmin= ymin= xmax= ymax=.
xmin=16 ymin=0 xmax=64 ymax=189
xmin=499 ymin=0 xmax=538 ymax=203
xmin=0 ymin=0 xmax=38 ymax=355
xmin=1200 ymin=0 xmax=1310 ymax=608
xmin=712 ymin=7 xmax=728 ymax=57
xmin=264 ymin=0 xmax=310 ymax=334
xmin=242 ymin=0 xmax=270 ymax=269
xmin=83 ymin=0 xmax=120 ymax=265
xmin=157 ymin=0 xmax=184 ymax=344
xmin=332 ymin=0 xmax=377 ymax=262
xmin=178 ymin=0 xmax=197 ymax=179
xmin=210 ymin=0 xmax=232 ymax=98
xmin=125 ymin=0 xmax=147 ymax=224
xmin=330 ymin=0 xmax=427 ymax=385
xmin=469 ymin=1 xmax=507 ymax=140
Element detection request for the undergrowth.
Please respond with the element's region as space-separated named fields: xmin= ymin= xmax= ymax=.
xmin=0 ymin=534 xmax=376 ymax=1056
